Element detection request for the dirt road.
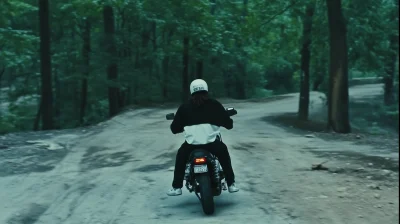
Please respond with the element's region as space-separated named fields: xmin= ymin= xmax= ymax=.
xmin=0 ymin=85 xmax=398 ymax=224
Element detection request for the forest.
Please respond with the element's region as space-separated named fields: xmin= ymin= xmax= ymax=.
xmin=0 ymin=0 xmax=398 ymax=134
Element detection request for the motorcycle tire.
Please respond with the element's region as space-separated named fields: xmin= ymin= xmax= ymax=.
xmin=197 ymin=173 xmax=215 ymax=215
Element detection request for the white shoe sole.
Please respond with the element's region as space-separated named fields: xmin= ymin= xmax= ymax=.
xmin=167 ymin=193 xmax=182 ymax=196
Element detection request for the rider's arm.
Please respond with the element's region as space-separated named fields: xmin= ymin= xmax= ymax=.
xmin=214 ymin=101 xmax=233 ymax=130
xmin=170 ymin=105 xmax=185 ymax=134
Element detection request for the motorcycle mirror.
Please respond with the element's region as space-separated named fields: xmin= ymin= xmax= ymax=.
xmin=226 ymin=107 xmax=237 ymax=116
xmin=166 ymin=113 xmax=175 ymax=120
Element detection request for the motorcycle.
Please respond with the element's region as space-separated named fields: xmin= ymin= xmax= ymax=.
xmin=165 ymin=107 xmax=237 ymax=215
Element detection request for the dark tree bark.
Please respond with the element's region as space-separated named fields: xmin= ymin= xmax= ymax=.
xmin=151 ymin=21 xmax=157 ymax=51
xmin=383 ymin=0 xmax=398 ymax=105
xmin=196 ymin=60 xmax=203 ymax=79
xmin=54 ymin=68 xmax=61 ymax=129
xmin=313 ymin=75 xmax=324 ymax=91
xmin=326 ymin=0 xmax=351 ymax=133
xmin=182 ymin=36 xmax=190 ymax=102
xmin=298 ymin=2 xmax=315 ymax=120
xmin=235 ymin=61 xmax=246 ymax=99
xmin=33 ymin=100 xmax=42 ymax=131
xmin=223 ymin=69 xmax=232 ymax=97
xmin=232 ymin=0 xmax=248 ymax=99
xmin=80 ymin=19 xmax=91 ymax=124
xmin=38 ymin=0 xmax=54 ymax=130
xmin=384 ymin=39 xmax=398 ymax=105
xmin=0 ymin=67 xmax=4 ymax=93
xmin=162 ymin=55 xmax=169 ymax=99
xmin=0 ymin=66 xmax=4 ymax=82
xmin=162 ymin=30 xmax=174 ymax=100
xmin=210 ymin=0 xmax=217 ymax=15
xmin=103 ymin=6 xmax=119 ymax=117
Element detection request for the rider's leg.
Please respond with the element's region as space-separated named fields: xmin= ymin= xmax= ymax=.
xmin=207 ymin=141 xmax=239 ymax=193
xmin=168 ymin=142 xmax=193 ymax=196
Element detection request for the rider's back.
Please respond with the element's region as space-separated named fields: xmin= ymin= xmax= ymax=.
xmin=170 ymin=98 xmax=233 ymax=145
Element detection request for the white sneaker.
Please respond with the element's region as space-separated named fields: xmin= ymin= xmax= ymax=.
xmin=228 ymin=183 xmax=239 ymax=193
xmin=167 ymin=188 xmax=182 ymax=196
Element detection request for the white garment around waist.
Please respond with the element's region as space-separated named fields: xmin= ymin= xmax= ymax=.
xmin=184 ymin=124 xmax=221 ymax=145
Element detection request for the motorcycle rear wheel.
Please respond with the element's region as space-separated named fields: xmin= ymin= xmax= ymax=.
xmin=197 ymin=173 xmax=215 ymax=215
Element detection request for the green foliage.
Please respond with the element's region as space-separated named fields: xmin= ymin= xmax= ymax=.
xmin=1 ymin=0 xmax=398 ymax=134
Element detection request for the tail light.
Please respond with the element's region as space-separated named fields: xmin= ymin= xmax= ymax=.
xmin=194 ymin=157 xmax=207 ymax=164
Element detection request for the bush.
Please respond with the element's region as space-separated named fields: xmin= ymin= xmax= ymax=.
xmin=0 ymin=116 xmax=17 ymax=134
xmin=350 ymin=99 xmax=399 ymax=133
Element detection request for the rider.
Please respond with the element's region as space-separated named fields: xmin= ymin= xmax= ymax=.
xmin=167 ymin=79 xmax=239 ymax=196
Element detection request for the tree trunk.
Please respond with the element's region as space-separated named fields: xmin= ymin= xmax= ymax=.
xmin=210 ymin=0 xmax=217 ymax=15
xmin=384 ymin=0 xmax=398 ymax=105
xmin=182 ymin=36 xmax=190 ymax=102
xmin=0 ymin=67 xmax=4 ymax=85
xmin=33 ymin=99 xmax=42 ymax=131
xmin=223 ymin=69 xmax=232 ymax=97
xmin=103 ymin=6 xmax=119 ymax=117
xmin=162 ymin=29 xmax=173 ymax=101
xmin=313 ymin=75 xmax=324 ymax=91
xmin=298 ymin=2 xmax=315 ymax=120
xmin=384 ymin=45 xmax=397 ymax=105
xmin=80 ymin=19 xmax=91 ymax=124
xmin=0 ymin=67 xmax=4 ymax=101
xmin=54 ymin=68 xmax=61 ymax=129
xmin=196 ymin=60 xmax=203 ymax=79
xmin=38 ymin=0 xmax=54 ymax=130
xmin=233 ymin=0 xmax=248 ymax=99
xmin=162 ymin=54 xmax=170 ymax=100
xmin=235 ymin=61 xmax=246 ymax=99
xmin=326 ymin=0 xmax=351 ymax=133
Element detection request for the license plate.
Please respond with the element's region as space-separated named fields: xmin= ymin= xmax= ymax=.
xmin=193 ymin=165 xmax=208 ymax=173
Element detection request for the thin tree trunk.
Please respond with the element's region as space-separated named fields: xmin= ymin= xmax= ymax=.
xmin=196 ymin=60 xmax=203 ymax=79
xmin=103 ymin=5 xmax=119 ymax=117
xmin=326 ymin=0 xmax=351 ymax=133
xmin=0 ymin=66 xmax=4 ymax=84
xmin=33 ymin=99 xmax=42 ymax=131
xmin=182 ymin=36 xmax=190 ymax=102
xmin=384 ymin=0 xmax=398 ymax=105
xmin=151 ymin=21 xmax=157 ymax=51
xmin=0 ymin=67 xmax=4 ymax=101
xmin=162 ymin=54 xmax=170 ymax=100
xmin=210 ymin=0 xmax=217 ymax=15
xmin=54 ymin=68 xmax=61 ymax=128
xmin=161 ymin=30 xmax=173 ymax=101
xmin=313 ymin=75 xmax=324 ymax=91
xmin=235 ymin=61 xmax=246 ymax=99
xmin=80 ymin=19 xmax=91 ymax=124
xmin=298 ymin=1 xmax=315 ymax=120
xmin=384 ymin=46 xmax=397 ymax=105
xmin=233 ymin=0 xmax=248 ymax=99
xmin=39 ymin=0 xmax=54 ymax=130
xmin=223 ymin=69 xmax=232 ymax=97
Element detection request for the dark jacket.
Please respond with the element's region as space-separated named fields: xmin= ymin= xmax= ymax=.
xmin=170 ymin=98 xmax=233 ymax=135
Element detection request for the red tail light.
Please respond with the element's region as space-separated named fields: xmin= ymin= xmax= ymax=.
xmin=194 ymin=157 xmax=206 ymax=164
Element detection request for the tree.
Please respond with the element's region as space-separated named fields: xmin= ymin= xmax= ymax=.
xmin=326 ymin=0 xmax=351 ymax=133
xmin=383 ymin=0 xmax=399 ymax=105
xmin=182 ymin=36 xmax=190 ymax=102
xmin=80 ymin=18 xmax=91 ymax=124
xmin=298 ymin=1 xmax=315 ymax=121
xmin=39 ymin=0 xmax=54 ymax=130
xmin=103 ymin=5 xmax=119 ymax=117
xmin=3 ymin=0 xmax=397 ymax=134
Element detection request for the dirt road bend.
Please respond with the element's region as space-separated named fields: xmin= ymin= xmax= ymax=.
xmin=0 ymin=84 xmax=398 ymax=224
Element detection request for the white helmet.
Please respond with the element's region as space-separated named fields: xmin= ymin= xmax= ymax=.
xmin=190 ymin=79 xmax=208 ymax=95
